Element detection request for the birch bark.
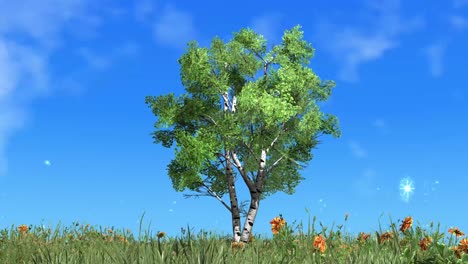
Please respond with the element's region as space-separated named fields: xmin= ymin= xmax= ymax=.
xmin=225 ymin=151 xmax=242 ymax=242
xmin=240 ymin=149 xmax=267 ymax=243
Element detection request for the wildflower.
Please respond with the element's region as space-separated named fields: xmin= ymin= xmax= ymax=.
xmin=451 ymin=246 xmax=463 ymax=259
xmin=231 ymin=241 xmax=245 ymax=250
xmin=157 ymin=231 xmax=166 ymax=239
xmin=18 ymin=224 xmax=29 ymax=234
xmin=313 ymin=235 xmax=327 ymax=253
xmin=419 ymin=236 xmax=433 ymax=251
xmin=357 ymin=232 xmax=370 ymax=242
xmin=107 ymin=229 xmax=114 ymax=234
xmin=270 ymin=216 xmax=286 ymax=235
xmin=459 ymin=238 xmax=468 ymax=253
xmin=400 ymin=216 xmax=413 ymax=233
xmin=448 ymin=227 xmax=465 ymax=238
xmin=378 ymin=231 xmax=393 ymax=244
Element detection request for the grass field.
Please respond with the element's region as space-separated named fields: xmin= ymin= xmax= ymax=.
xmin=1 ymin=212 xmax=467 ymax=263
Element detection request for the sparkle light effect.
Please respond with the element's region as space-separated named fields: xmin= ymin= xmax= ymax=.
xmin=399 ymin=177 xmax=415 ymax=203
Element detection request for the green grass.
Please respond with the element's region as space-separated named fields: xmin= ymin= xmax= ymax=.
xmin=1 ymin=212 xmax=467 ymax=263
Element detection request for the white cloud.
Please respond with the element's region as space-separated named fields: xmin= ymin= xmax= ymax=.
xmin=78 ymin=48 xmax=111 ymax=70
xmin=250 ymin=13 xmax=283 ymax=47
xmin=315 ymin=0 xmax=424 ymax=82
xmin=424 ymin=42 xmax=446 ymax=78
xmin=373 ymin=119 xmax=386 ymax=129
xmin=349 ymin=141 xmax=367 ymax=158
xmin=352 ymin=168 xmax=378 ymax=198
xmin=0 ymin=0 xmax=97 ymax=176
xmin=153 ymin=6 xmax=196 ymax=48
xmin=78 ymin=42 xmax=139 ymax=70
xmin=453 ymin=0 xmax=468 ymax=8
xmin=44 ymin=160 xmax=51 ymax=166
xmin=134 ymin=0 xmax=155 ymax=22
xmin=449 ymin=15 xmax=468 ymax=30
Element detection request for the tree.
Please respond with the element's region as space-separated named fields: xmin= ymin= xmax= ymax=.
xmin=145 ymin=25 xmax=341 ymax=243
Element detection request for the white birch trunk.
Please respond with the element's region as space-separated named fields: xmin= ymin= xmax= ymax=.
xmin=225 ymin=151 xmax=242 ymax=242
xmin=240 ymin=149 xmax=267 ymax=243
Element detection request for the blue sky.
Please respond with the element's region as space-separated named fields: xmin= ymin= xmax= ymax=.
xmin=1 ymin=0 xmax=467 ymax=242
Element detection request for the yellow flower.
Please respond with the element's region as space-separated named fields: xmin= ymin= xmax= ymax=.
xmin=313 ymin=235 xmax=327 ymax=253
xmin=399 ymin=216 xmax=413 ymax=233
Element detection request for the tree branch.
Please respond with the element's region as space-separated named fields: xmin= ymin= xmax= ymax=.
xmin=200 ymin=114 xmax=217 ymax=126
xmin=230 ymin=149 xmax=256 ymax=191
xmin=265 ymin=154 xmax=285 ymax=175
xmin=184 ymin=181 xmax=232 ymax=213
xmin=240 ymin=140 xmax=260 ymax=165
xmin=266 ymin=123 xmax=287 ymax=153
xmin=271 ymin=145 xmax=308 ymax=169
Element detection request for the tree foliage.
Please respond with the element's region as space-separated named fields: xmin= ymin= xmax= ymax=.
xmin=145 ymin=25 xmax=340 ymax=201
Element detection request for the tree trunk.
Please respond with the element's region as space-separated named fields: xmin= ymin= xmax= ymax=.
xmin=239 ymin=194 xmax=260 ymax=243
xmin=239 ymin=149 xmax=267 ymax=243
xmin=225 ymin=151 xmax=242 ymax=242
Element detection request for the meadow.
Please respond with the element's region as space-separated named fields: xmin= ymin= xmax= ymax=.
xmin=0 ymin=211 xmax=467 ymax=263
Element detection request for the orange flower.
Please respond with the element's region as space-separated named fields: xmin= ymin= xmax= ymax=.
xmin=157 ymin=231 xmax=166 ymax=239
xmin=357 ymin=232 xmax=370 ymax=242
xmin=451 ymin=246 xmax=463 ymax=259
xmin=18 ymin=224 xmax=29 ymax=234
xmin=400 ymin=217 xmax=413 ymax=233
xmin=313 ymin=235 xmax=327 ymax=253
xmin=458 ymin=238 xmax=468 ymax=253
xmin=116 ymin=235 xmax=129 ymax=244
xmin=419 ymin=236 xmax=433 ymax=251
xmin=448 ymin=227 xmax=465 ymax=238
xmin=270 ymin=216 xmax=286 ymax=235
xmin=378 ymin=231 xmax=393 ymax=244
xmin=231 ymin=241 xmax=245 ymax=251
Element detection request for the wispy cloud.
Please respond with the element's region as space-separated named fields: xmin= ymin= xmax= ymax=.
xmin=352 ymin=168 xmax=380 ymax=198
xmin=423 ymin=42 xmax=446 ymax=78
xmin=453 ymin=0 xmax=468 ymax=8
xmin=78 ymin=41 xmax=139 ymax=70
xmin=134 ymin=0 xmax=155 ymax=22
xmin=449 ymin=15 xmax=468 ymax=30
xmin=373 ymin=119 xmax=386 ymax=129
xmin=349 ymin=141 xmax=367 ymax=158
xmin=153 ymin=5 xmax=196 ymax=49
xmin=78 ymin=48 xmax=112 ymax=70
xmin=250 ymin=13 xmax=284 ymax=47
xmin=315 ymin=0 xmax=424 ymax=82
xmin=0 ymin=0 xmax=98 ymax=176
